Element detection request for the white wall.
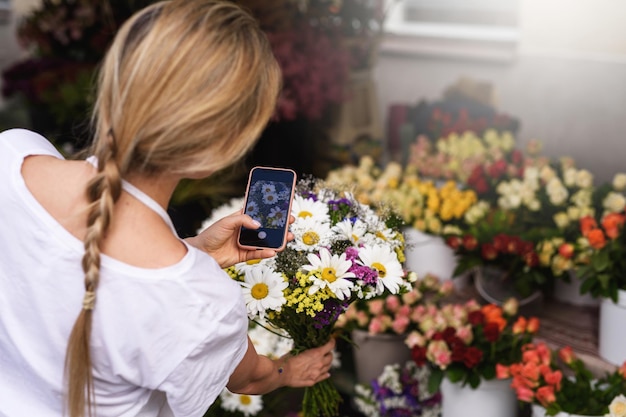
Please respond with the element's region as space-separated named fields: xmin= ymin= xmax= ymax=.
xmin=375 ymin=0 xmax=626 ymax=183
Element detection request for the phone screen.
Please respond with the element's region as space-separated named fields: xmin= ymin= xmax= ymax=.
xmin=238 ymin=167 xmax=296 ymax=250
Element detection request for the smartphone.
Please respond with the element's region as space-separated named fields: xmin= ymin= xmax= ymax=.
xmin=238 ymin=166 xmax=297 ymax=251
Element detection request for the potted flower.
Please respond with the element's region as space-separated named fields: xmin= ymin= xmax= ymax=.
xmin=353 ymin=360 xmax=442 ymax=417
xmin=336 ymin=273 xmax=455 ymax=384
xmin=575 ymin=204 xmax=626 ymax=365
xmin=497 ymin=342 xmax=626 ymax=417
xmin=224 ymin=177 xmax=412 ymax=417
xmin=405 ymin=299 xmax=539 ymax=417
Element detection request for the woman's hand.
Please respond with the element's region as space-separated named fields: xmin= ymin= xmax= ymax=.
xmin=185 ymin=210 xmax=293 ymax=268
xmin=279 ymin=338 xmax=336 ymax=388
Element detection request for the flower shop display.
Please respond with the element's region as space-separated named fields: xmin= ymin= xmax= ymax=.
xmin=325 ymin=156 xmax=485 ymax=282
xmin=225 ymin=177 xmax=411 ymax=417
xmin=405 ymin=300 xmax=539 ymax=417
xmin=353 ymin=360 xmax=442 ymax=417
xmin=337 ymin=273 xmax=454 ymax=384
xmin=498 ymin=342 xmax=626 ymax=417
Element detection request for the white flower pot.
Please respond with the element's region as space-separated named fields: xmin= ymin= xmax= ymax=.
xmin=531 ymin=403 xmax=602 ymax=417
xmin=350 ymin=329 xmax=412 ymax=385
xmin=440 ymin=378 xmax=517 ymax=417
xmin=403 ymin=227 xmax=462 ymax=286
xmin=598 ymin=289 xmax=626 ymax=365
xmin=553 ymin=270 xmax=599 ymax=307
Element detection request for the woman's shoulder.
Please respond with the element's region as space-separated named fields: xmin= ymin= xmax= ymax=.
xmin=0 ymin=128 xmax=61 ymax=157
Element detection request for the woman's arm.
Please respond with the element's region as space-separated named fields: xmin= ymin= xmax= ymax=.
xmin=226 ymin=337 xmax=335 ymax=395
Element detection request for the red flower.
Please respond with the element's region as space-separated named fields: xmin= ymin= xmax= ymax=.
xmin=558 ymin=243 xmax=575 ymax=259
xmin=446 ymin=235 xmax=462 ymax=250
xmin=411 ymin=346 xmax=427 ymax=366
xmin=463 ymin=235 xmax=478 ymax=251
xmin=483 ymin=322 xmax=501 ymax=342
xmin=481 ymin=243 xmax=498 ymax=260
xmin=493 ymin=234 xmax=509 ymax=252
xmin=468 ymin=310 xmax=485 ymax=326
xmin=602 ymin=212 xmax=625 ymax=239
xmin=463 ymin=346 xmax=483 ymax=368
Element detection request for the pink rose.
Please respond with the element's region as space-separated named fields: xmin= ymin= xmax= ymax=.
xmin=405 ymin=331 xmax=426 ymax=348
xmin=368 ymin=299 xmax=385 ymax=315
xmin=455 ymin=324 xmax=473 ymax=344
xmin=368 ymin=317 xmax=384 ymax=334
xmin=426 ymin=340 xmax=452 ymax=369
xmin=392 ymin=315 xmax=410 ymax=334
xmin=385 ymin=295 xmax=401 ymax=312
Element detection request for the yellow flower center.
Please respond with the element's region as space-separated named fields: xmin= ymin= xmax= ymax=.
xmin=375 ymin=231 xmax=387 ymax=241
xmin=251 ymin=283 xmax=269 ymax=299
xmin=246 ymin=259 xmax=262 ymax=265
xmin=298 ymin=211 xmax=313 ymax=218
xmin=372 ymin=262 xmax=387 ymax=278
xmin=302 ymin=231 xmax=320 ymax=246
xmin=239 ymin=395 xmax=252 ymax=406
xmin=351 ymin=234 xmax=359 ymax=242
xmin=322 ymin=267 xmax=337 ymax=283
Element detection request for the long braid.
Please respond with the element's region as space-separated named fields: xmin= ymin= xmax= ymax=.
xmin=65 ymin=140 xmax=122 ymax=417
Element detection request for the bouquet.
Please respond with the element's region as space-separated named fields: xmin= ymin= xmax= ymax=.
xmin=405 ymin=300 xmax=539 ymax=391
xmin=497 ymin=342 xmax=626 ymax=416
xmin=226 ymin=178 xmax=412 ymax=417
xmin=336 ymin=273 xmax=454 ymax=336
xmin=353 ymin=360 xmax=442 ymax=417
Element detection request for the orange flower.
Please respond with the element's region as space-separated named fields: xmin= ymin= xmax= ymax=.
xmin=542 ymin=368 xmax=562 ymax=391
xmin=619 ymin=361 xmax=626 ymax=378
xmin=586 ymin=228 xmax=607 ymax=249
xmin=496 ymin=363 xmax=510 ymax=379
xmin=602 ymin=212 xmax=625 ymax=239
xmin=558 ymin=346 xmax=575 ymax=365
xmin=481 ymin=304 xmax=506 ymax=332
xmin=558 ymin=243 xmax=575 ymax=259
xmin=515 ymin=385 xmax=535 ymax=402
xmin=513 ymin=317 xmax=527 ymax=334
xmin=580 ymin=215 xmax=598 ymax=236
xmin=526 ymin=317 xmax=540 ymax=334
xmin=536 ymin=385 xmax=556 ymax=407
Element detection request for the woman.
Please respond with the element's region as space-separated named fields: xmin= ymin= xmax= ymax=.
xmin=0 ymin=1 xmax=334 ymax=416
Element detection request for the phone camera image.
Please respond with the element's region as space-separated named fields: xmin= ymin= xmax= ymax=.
xmin=239 ymin=167 xmax=296 ymax=250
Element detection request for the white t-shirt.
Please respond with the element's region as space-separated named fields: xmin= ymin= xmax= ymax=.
xmin=0 ymin=129 xmax=249 ymax=417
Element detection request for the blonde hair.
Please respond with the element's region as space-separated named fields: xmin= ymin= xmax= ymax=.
xmin=64 ymin=1 xmax=281 ymax=416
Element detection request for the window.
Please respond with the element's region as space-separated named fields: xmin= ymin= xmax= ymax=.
xmin=382 ymin=0 xmax=520 ymax=62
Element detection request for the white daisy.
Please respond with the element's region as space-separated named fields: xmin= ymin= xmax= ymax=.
xmin=262 ymin=190 xmax=279 ymax=205
xmin=303 ymin=248 xmax=355 ymax=300
xmin=267 ymin=205 xmax=288 ymax=227
xmin=358 ymin=244 xmax=405 ymax=295
xmin=260 ymin=182 xmax=276 ymax=195
xmin=219 ymin=389 xmax=263 ymax=417
xmin=289 ymin=217 xmax=334 ymax=252
xmin=240 ymin=265 xmax=287 ymax=319
xmin=291 ymin=194 xmax=330 ymax=222
xmin=333 ymin=218 xmax=367 ymax=244
xmin=248 ymin=323 xmax=292 ymax=359
xmin=245 ymin=200 xmax=259 ymax=217
xmin=234 ymin=258 xmax=275 ymax=276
